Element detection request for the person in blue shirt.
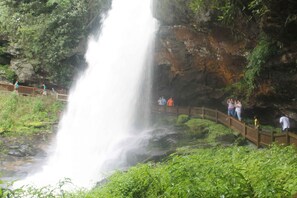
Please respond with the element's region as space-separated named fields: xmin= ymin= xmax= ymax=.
xmin=14 ymin=80 xmax=19 ymax=92
xmin=161 ymin=97 xmax=167 ymax=106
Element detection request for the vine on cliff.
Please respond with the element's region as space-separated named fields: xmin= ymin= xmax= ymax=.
xmin=243 ymin=35 xmax=277 ymax=96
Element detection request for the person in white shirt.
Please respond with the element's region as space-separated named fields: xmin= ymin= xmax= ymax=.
xmin=279 ymin=115 xmax=290 ymax=132
xmin=235 ymin=100 xmax=242 ymax=121
xmin=157 ymin=97 xmax=162 ymax=105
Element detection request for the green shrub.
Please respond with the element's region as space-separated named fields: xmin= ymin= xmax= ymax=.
xmin=0 ymin=65 xmax=16 ymax=82
xmin=65 ymin=145 xmax=297 ymax=198
xmin=185 ymin=118 xmax=233 ymax=143
xmin=176 ymin=114 xmax=189 ymax=125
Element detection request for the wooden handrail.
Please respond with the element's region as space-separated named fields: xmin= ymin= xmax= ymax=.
xmin=0 ymin=82 xmax=295 ymax=147
xmin=153 ymin=105 xmax=297 ymax=148
xmin=0 ymin=82 xmax=67 ymax=102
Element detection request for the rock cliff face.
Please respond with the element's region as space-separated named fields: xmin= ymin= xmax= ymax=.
xmin=152 ymin=0 xmax=297 ymax=127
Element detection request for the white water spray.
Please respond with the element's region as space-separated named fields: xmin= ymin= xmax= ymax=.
xmin=20 ymin=0 xmax=156 ymax=189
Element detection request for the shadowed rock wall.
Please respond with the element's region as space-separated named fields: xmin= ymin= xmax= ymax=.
xmin=152 ymin=0 xmax=297 ymax=127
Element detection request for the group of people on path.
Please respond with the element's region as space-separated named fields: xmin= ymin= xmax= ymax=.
xmin=156 ymin=95 xmax=291 ymax=133
xmin=226 ymin=98 xmax=242 ymax=121
xmin=14 ymin=80 xmax=47 ymax=95
xmin=254 ymin=114 xmax=290 ymax=133
xmin=227 ymin=98 xmax=290 ymax=133
xmin=157 ymin=96 xmax=174 ymax=107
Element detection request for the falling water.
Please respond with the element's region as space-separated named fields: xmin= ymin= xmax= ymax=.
xmin=20 ymin=0 xmax=156 ymax=189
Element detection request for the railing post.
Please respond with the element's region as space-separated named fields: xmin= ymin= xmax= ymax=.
xmin=215 ymin=110 xmax=218 ymax=123
xmin=286 ymin=132 xmax=290 ymax=146
xmin=271 ymin=131 xmax=274 ymax=143
xmin=244 ymin=123 xmax=247 ymax=137
xmin=257 ymin=130 xmax=261 ymax=148
xmin=176 ymin=106 xmax=179 ymax=115
xmin=202 ymin=107 xmax=205 ymax=119
xmin=188 ymin=106 xmax=191 ymax=116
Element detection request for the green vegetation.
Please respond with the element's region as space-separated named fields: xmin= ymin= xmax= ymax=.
xmin=5 ymin=145 xmax=297 ymax=197
xmin=0 ymin=92 xmax=64 ymax=135
xmin=189 ymin=0 xmax=282 ymax=27
xmin=175 ymin=114 xmax=189 ymax=125
xmin=243 ymin=36 xmax=277 ymax=96
xmin=185 ymin=118 xmax=234 ymax=144
xmin=0 ymin=0 xmax=111 ymax=86
xmin=189 ymin=0 xmax=295 ymax=101
xmin=71 ymin=145 xmax=297 ymax=197
xmin=227 ymin=36 xmax=277 ymax=99
xmin=153 ymin=114 xmax=235 ymax=144
xmin=1 ymin=112 xmax=296 ymax=197
xmin=0 ymin=64 xmax=16 ymax=82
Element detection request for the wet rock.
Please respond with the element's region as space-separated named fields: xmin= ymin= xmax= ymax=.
xmin=7 ymin=144 xmax=37 ymax=157
xmin=8 ymin=150 xmax=26 ymax=157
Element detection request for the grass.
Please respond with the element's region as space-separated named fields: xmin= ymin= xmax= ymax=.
xmin=0 ymin=92 xmax=64 ymax=136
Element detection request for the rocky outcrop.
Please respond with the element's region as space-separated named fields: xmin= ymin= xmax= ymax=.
xmin=153 ymin=0 xmax=253 ymax=107
xmin=153 ymin=24 xmax=248 ymax=107
xmin=152 ymin=0 xmax=297 ymax=127
xmin=10 ymin=59 xmax=35 ymax=82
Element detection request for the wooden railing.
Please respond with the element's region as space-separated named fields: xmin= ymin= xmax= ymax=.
xmin=152 ymin=105 xmax=297 ymax=148
xmin=1 ymin=81 xmax=295 ymax=147
xmin=0 ymin=83 xmax=67 ymax=102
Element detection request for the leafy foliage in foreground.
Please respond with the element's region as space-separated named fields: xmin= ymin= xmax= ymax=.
xmin=3 ymin=145 xmax=297 ymax=197
xmin=67 ymin=145 xmax=297 ymax=198
xmin=0 ymin=92 xmax=64 ymax=135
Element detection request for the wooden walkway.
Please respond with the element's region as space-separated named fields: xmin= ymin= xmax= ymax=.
xmin=1 ymin=81 xmax=295 ymax=147
xmin=0 ymin=82 xmax=68 ymax=102
xmin=152 ymin=105 xmax=297 ymax=148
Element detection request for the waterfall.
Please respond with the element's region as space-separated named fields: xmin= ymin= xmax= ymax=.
xmin=20 ymin=0 xmax=156 ymax=189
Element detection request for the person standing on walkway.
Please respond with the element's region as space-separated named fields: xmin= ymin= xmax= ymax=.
xmin=167 ymin=97 xmax=174 ymax=107
xmin=161 ymin=97 xmax=167 ymax=106
xmin=227 ymin=98 xmax=235 ymax=116
xmin=254 ymin=116 xmax=260 ymax=130
xmin=235 ymin=100 xmax=242 ymax=121
xmin=158 ymin=97 xmax=162 ymax=105
xmin=42 ymin=83 xmax=47 ymax=96
xmin=279 ymin=115 xmax=290 ymax=132
xmin=14 ymin=80 xmax=19 ymax=93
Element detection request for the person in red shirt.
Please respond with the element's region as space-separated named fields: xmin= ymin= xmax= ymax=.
xmin=167 ymin=97 xmax=174 ymax=107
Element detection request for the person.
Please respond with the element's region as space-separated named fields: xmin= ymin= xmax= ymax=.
xmin=167 ymin=97 xmax=174 ymax=107
xmin=161 ymin=97 xmax=167 ymax=106
xmin=254 ymin=116 xmax=260 ymax=130
xmin=42 ymin=83 xmax=47 ymax=96
xmin=227 ymin=98 xmax=235 ymax=116
xmin=14 ymin=80 xmax=19 ymax=92
xmin=279 ymin=115 xmax=290 ymax=132
xmin=235 ymin=100 xmax=242 ymax=121
xmin=157 ymin=97 xmax=162 ymax=105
